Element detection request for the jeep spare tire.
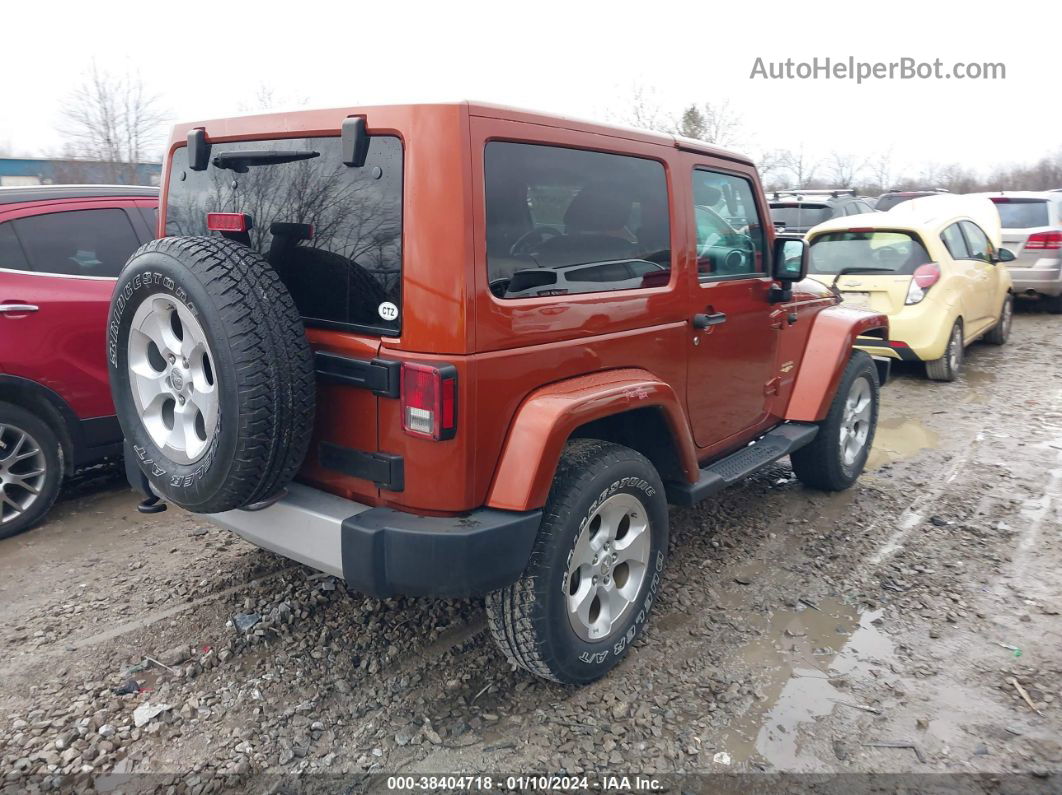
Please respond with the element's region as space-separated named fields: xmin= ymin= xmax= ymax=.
xmin=108 ymin=236 xmax=315 ymax=513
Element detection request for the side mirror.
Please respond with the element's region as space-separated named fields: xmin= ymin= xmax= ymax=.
xmin=994 ymin=247 xmax=1016 ymax=263
xmin=772 ymin=235 xmax=808 ymax=282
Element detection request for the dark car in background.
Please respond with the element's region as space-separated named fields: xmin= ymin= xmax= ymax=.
xmin=0 ymin=185 xmax=158 ymax=537
xmin=768 ymin=190 xmax=876 ymax=234
xmin=875 ymin=188 xmax=948 ymax=211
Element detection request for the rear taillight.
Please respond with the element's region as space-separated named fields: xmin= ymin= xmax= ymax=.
xmin=905 ymin=263 xmax=940 ymax=305
xmin=1025 ymin=230 xmax=1062 ymax=251
xmin=206 ymin=212 xmax=251 ymax=232
xmin=401 ymin=363 xmax=457 ymax=440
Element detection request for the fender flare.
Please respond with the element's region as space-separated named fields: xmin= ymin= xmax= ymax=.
xmin=485 ymin=368 xmax=700 ymax=511
xmin=0 ymin=374 xmax=81 ymax=473
xmin=785 ymin=306 xmax=889 ymax=422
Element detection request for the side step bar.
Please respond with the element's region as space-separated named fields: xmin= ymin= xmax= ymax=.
xmin=665 ymin=422 xmax=819 ymax=507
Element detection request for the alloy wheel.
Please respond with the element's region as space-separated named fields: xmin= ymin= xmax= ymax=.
xmin=127 ymin=294 xmax=219 ymax=465
xmin=0 ymin=424 xmax=47 ymax=526
xmin=839 ymin=376 xmax=873 ymax=466
xmin=565 ymin=493 xmax=651 ymax=642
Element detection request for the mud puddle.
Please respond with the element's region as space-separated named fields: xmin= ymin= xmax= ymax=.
xmin=867 ymin=416 xmax=939 ymax=470
xmin=715 ymin=597 xmax=895 ymax=769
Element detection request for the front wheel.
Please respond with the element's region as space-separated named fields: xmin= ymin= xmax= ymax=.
xmin=790 ymin=351 xmax=879 ymax=491
xmin=983 ymin=295 xmax=1012 ymax=345
xmin=486 ymin=439 xmax=668 ymax=684
xmin=926 ymin=320 xmax=964 ymax=382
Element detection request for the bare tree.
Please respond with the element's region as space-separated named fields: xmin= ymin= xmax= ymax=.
xmin=58 ymin=62 xmax=166 ymax=184
xmin=238 ymin=83 xmax=310 ymax=114
xmin=778 ymin=146 xmax=820 ymax=188
xmin=695 ymin=99 xmax=744 ymax=149
xmin=609 ymin=84 xmax=672 ymax=134
xmin=827 ymin=151 xmax=864 ymax=188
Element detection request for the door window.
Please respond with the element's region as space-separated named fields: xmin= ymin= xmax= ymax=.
xmin=693 ymin=170 xmax=764 ymax=279
xmin=940 ymin=223 xmax=971 ymax=259
xmin=0 ymin=222 xmax=30 ymax=272
xmin=12 ymin=209 xmax=141 ymax=277
xmin=959 ymin=221 xmax=993 ymax=262
xmin=484 ymin=142 xmax=671 ymax=299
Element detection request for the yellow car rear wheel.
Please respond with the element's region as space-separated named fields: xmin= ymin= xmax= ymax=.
xmin=926 ymin=320 xmax=963 ymax=382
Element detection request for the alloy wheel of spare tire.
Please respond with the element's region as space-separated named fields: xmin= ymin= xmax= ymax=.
xmin=108 ymin=236 xmax=315 ymax=513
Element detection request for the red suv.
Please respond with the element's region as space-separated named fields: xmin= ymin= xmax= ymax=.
xmin=0 ymin=185 xmax=159 ymax=538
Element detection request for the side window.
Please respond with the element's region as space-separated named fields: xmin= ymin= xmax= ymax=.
xmin=940 ymin=223 xmax=970 ymax=259
xmin=13 ymin=209 xmax=141 ymax=277
xmin=139 ymin=207 xmax=159 ymax=239
xmin=692 ymin=169 xmax=764 ymax=279
xmin=0 ymin=221 xmax=30 ymax=272
xmin=960 ymin=221 xmax=993 ymax=262
xmin=484 ymin=142 xmax=671 ymax=299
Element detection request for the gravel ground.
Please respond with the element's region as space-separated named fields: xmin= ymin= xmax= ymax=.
xmin=1 ymin=308 xmax=1059 ymax=793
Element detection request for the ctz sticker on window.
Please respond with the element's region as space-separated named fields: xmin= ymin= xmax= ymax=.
xmin=378 ymin=302 xmax=399 ymax=322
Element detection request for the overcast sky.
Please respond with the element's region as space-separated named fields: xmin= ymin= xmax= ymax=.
xmin=2 ymin=0 xmax=1057 ymax=180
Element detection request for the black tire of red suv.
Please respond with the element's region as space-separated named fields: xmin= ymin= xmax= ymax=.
xmin=0 ymin=401 xmax=63 ymax=540
xmin=790 ymin=351 xmax=879 ymax=492
xmin=108 ymin=236 xmax=315 ymax=513
xmin=485 ymin=439 xmax=668 ymax=684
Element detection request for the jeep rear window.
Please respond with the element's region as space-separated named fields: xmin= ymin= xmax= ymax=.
xmin=991 ymin=199 xmax=1049 ymax=229
xmin=165 ymin=136 xmax=402 ymax=334
xmin=809 ymin=230 xmax=931 ymax=275
xmin=484 ymin=142 xmax=670 ymax=299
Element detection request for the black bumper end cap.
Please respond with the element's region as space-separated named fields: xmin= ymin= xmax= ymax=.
xmin=340 ymin=506 xmax=543 ymax=599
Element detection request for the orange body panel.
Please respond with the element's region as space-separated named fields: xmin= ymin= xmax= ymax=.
xmin=161 ymin=102 xmax=880 ymax=516
xmin=486 ymin=369 xmax=699 ymax=511
xmin=785 ymin=305 xmax=889 ymax=422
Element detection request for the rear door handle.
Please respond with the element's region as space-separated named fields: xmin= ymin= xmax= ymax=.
xmin=692 ymin=312 xmax=727 ymax=329
xmin=0 ymin=304 xmax=39 ymax=313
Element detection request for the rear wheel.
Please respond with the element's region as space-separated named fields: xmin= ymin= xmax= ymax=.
xmin=790 ymin=351 xmax=878 ymax=491
xmin=1043 ymin=294 xmax=1062 ymax=315
xmin=926 ymin=320 xmax=964 ymax=382
xmin=984 ymin=295 xmax=1012 ymax=345
xmin=486 ymin=440 xmax=668 ymax=684
xmin=0 ymin=402 xmax=62 ymax=539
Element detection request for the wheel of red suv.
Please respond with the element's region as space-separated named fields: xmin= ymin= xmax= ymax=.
xmin=486 ymin=439 xmax=668 ymax=684
xmin=108 ymin=236 xmax=315 ymax=513
xmin=984 ymin=294 xmax=1013 ymax=345
xmin=0 ymin=402 xmax=63 ymax=540
xmin=925 ymin=320 xmax=964 ymax=382
xmin=790 ymin=351 xmax=879 ymax=492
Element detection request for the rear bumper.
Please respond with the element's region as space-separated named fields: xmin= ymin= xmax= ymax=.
xmin=207 ymin=483 xmax=542 ymax=598
xmin=856 ymin=339 xmax=922 ymax=362
xmin=1007 ymin=260 xmax=1062 ymax=297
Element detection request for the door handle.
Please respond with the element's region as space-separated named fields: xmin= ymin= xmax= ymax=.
xmin=692 ymin=312 xmax=727 ymax=329
xmin=0 ymin=304 xmax=39 ymax=313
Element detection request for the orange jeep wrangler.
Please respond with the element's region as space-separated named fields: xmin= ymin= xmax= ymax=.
xmin=108 ymin=103 xmax=888 ymax=684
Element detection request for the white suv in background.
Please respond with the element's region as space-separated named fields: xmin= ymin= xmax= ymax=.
xmin=980 ymin=192 xmax=1062 ymax=313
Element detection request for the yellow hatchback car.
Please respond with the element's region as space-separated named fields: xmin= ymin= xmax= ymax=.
xmin=806 ymin=196 xmax=1014 ymax=381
